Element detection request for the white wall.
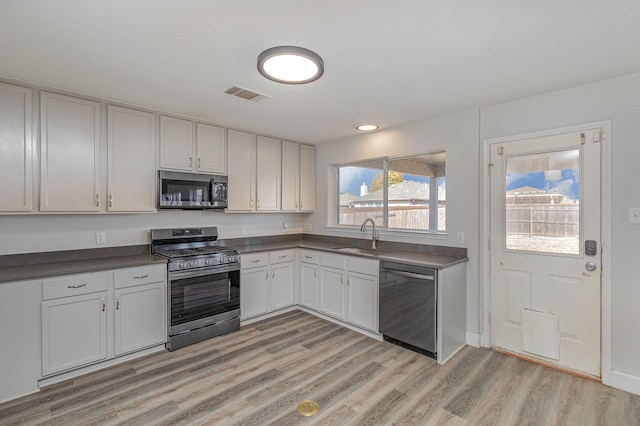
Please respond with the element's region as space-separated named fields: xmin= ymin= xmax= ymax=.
xmin=310 ymin=107 xmax=481 ymax=338
xmin=481 ymin=72 xmax=640 ymax=391
xmin=312 ymin=72 xmax=640 ymax=394
xmin=0 ymin=211 xmax=305 ymax=255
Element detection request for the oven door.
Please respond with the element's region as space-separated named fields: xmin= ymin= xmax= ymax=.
xmin=168 ymin=264 xmax=240 ymax=336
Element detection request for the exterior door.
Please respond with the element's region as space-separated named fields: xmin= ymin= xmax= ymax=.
xmin=490 ymin=128 xmax=602 ymax=377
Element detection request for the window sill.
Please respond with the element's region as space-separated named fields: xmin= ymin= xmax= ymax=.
xmin=324 ymin=225 xmax=448 ymax=240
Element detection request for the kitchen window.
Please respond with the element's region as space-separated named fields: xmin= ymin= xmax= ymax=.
xmin=336 ymin=152 xmax=446 ymax=232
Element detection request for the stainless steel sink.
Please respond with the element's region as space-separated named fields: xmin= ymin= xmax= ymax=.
xmin=334 ymin=247 xmax=380 ymax=255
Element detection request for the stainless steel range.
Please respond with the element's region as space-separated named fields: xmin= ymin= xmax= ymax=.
xmin=151 ymin=227 xmax=240 ymax=351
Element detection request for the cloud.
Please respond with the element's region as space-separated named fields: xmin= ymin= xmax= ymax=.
xmin=339 ymin=166 xmax=367 ymax=194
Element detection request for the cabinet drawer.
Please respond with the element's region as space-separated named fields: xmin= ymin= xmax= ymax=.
xmin=348 ymin=257 xmax=379 ymax=276
xmin=270 ymin=249 xmax=294 ymax=264
xmin=43 ymin=272 xmax=108 ymax=300
xmin=320 ymin=252 xmax=346 ymax=269
xmin=114 ymin=264 xmax=166 ymax=289
xmin=300 ymin=250 xmax=319 ymax=264
xmin=241 ymin=252 xmax=269 ymax=269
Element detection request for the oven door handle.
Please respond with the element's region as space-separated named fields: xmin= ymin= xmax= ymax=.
xmin=169 ymin=263 xmax=240 ymax=279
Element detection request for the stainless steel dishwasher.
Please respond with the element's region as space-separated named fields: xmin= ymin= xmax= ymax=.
xmin=379 ymin=261 xmax=437 ymax=357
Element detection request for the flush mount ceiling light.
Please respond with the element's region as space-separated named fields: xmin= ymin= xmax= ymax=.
xmin=355 ymin=123 xmax=380 ymax=132
xmin=257 ymin=46 xmax=324 ymax=84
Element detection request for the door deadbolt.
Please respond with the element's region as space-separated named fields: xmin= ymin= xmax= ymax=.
xmin=585 ymin=261 xmax=597 ymax=272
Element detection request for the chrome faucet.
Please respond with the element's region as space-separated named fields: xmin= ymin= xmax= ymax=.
xmin=360 ymin=218 xmax=379 ymax=249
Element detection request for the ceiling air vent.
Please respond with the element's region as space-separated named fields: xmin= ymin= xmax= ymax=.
xmin=223 ymin=85 xmax=270 ymax=103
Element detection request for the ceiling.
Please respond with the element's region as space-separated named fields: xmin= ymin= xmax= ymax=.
xmin=1 ymin=1 xmax=639 ymax=144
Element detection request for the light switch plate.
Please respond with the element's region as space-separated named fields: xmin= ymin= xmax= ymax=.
xmin=629 ymin=208 xmax=640 ymax=224
xmin=456 ymin=232 xmax=465 ymax=244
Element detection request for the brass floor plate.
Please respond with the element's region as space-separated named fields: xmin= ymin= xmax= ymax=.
xmin=297 ymin=399 xmax=320 ymax=417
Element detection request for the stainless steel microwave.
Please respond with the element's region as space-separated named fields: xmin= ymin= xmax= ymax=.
xmin=158 ymin=171 xmax=227 ymax=210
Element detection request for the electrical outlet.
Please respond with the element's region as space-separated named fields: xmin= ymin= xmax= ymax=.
xmin=456 ymin=232 xmax=465 ymax=244
xmin=96 ymin=232 xmax=106 ymax=244
xmin=282 ymin=222 xmax=289 ymax=231
xmin=629 ymin=208 xmax=640 ymax=224
xmin=241 ymin=226 xmax=247 ymax=236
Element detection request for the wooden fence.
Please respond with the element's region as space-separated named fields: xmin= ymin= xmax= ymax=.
xmin=506 ymin=205 xmax=579 ymax=237
xmin=339 ymin=205 xmax=446 ymax=230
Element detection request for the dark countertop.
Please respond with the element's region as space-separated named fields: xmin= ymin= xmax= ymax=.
xmin=232 ymin=239 xmax=467 ymax=269
xmin=0 ymin=251 xmax=166 ymax=284
xmin=0 ymin=234 xmax=467 ymax=284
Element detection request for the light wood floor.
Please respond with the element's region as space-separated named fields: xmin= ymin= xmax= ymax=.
xmin=1 ymin=310 xmax=639 ymax=425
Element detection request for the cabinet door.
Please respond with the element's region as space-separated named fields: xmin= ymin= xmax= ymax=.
xmin=281 ymin=141 xmax=300 ymax=211
xmin=0 ymin=83 xmax=33 ymax=212
xmin=240 ymin=266 xmax=269 ymax=319
xmin=196 ymin=123 xmax=226 ymax=174
xmin=256 ymin=136 xmax=281 ymax=211
xmin=107 ymin=105 xmax=156 ymax=212
xmin=300 ymin=263 xmax=318 ymax=310
xmin=319 ymin=266 xmax=345 ymax=319
xmin=347 ymin=272 xmax=378 ymax=332
xmin=114 ymin=282 xmax=166 ymax=356
xmin=227 ymin=129 xmax=256 ymax=211
xmin=42 ymin=292 xmax=107 ymax=376
xmin=299 ymin=144 xmax=316 ymax=211
xmin=159 ymin=116 xmax=194 ymax=171
xmin=40 ymin=92 xmax=101 ymax=212
xmin=271 ymin=262 xmax=294 ymax=311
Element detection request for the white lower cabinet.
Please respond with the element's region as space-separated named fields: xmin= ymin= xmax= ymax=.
xmin=315 ymin=251 xmax=379 ymax=333
xmin=300 ymin=250 xmax=319 ymax=310
xmin=41 ymin=264 xmax=166 ymax=377
xmin=240 ymin=250 xmax=295 ymax=320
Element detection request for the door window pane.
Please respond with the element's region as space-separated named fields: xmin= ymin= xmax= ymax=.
xmin=504 ymin=149 xmax=580 ymax=254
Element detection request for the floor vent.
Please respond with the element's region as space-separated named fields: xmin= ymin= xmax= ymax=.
xmin=223 ymin=85 xmax=269 ymax=103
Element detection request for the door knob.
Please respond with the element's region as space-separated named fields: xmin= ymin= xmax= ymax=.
xmin=585 ymin=261 xmax=597 ymax=272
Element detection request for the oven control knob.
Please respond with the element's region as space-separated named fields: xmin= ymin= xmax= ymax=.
xmin=178 ymin=262 xmax=187 ymax=269
xmin=227 ymin=256 xmax=236 ymax=263
xmin=220 ymin=257 xmax=228 ymax=264
xmin=190 ymin=260 xmax=198 ymax=267
xmin=204 ymin=259 xmax=212 ymax=265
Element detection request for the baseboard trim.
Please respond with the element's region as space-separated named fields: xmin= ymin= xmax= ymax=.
xmin=466 ymin=332 xmax=481 ymax=348
xmin=610 ymin=370 xmax=640 ymax=396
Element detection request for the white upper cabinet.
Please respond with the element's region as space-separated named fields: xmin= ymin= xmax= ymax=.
xmin=227 ymin=129 xmax=256 ymax=211
xmin=299 ymin=144 xmax=316 ymax=211
xmin=107 ymin=105 xmax=156 ymax=212
xmin=0 ymin=82 xmax=33 ymax=212
xmin=160 ymin=116 xmax=226 ymax=174
xmin=256 ymin=136 xmax=281 ymax=211
xmin=282 ymin=141 xmax=315 ymax=212
xmin=196 ymin=123 xmax=226 ymax=174
xmin=281 ymin=141 xmax=300 ymax=211
xmin=40 ymin=92 xmax=101 ymax=212
xmin=159 ymin=116 xmax=193 ymax=171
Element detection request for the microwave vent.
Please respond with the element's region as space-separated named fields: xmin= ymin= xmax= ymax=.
xmin=223 ymin=85 xmax=270 ymax=103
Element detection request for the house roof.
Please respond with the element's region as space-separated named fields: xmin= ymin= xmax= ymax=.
xmin=348 ymin=180 xmax=446 ymax=204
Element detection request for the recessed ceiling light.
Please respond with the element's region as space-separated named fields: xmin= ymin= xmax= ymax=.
xmin=257 ymin=46 xmax=324 ymax=84
xmin=355 ymin=123 xmax=380 ymax=131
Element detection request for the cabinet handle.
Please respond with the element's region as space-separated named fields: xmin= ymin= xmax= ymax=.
xmin=101 ymin=298 xmax=106 ymax=312
xmin=251 ymin=259 xmax=260 ymax=264
xmin=116 ymin=296 xmax=120 ymax=310
xmin=347 ymin=279 xmax=350 ymax=286
xmin=340 ymin=277 xmax=344 ymax=285
xmin=272 ymin=272 xmax=275 ymax=279
xmin=189 ymin=157 xmax=193 ymax=168
xmin=278 ymin=255 xmax=287 ymax=259
xmin=67 ymin=283 xmax=87 ymax=289
xmin=250 ymin=199 xmax=254 ymax=208
xmin=133 ymin=274 xmax=148 ymax=279
xmin=257 ymin=199 xmax=260 ymax=208
xmin=314 ymin=271 xmax=317 ymax=278
xmin=108 ymin=194 xmax=113 ymax=208
xmin=198 ymin=158 xmax=201 ymax=168
xmin=300 ymin=201 xmax=303 ymax=209
xmin=265 ymin=272 xmax=269 ymax=280
xmin=295 ymin=201 xmax=299 ymax=209
xmin=305 ymin=255 xmax=312 ymax=259
xmin=95 ymin=194 xmax=100 ymax=207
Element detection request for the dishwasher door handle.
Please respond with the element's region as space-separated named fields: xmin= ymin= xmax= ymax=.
xmin=390 ymin=270 xmax=434 ymax=281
